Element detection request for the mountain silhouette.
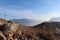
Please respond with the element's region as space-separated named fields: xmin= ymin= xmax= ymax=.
xmin=10 ymin=18 xmax=43 ymax=26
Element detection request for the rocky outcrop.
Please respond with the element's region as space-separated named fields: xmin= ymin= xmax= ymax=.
xmin=0 ymin=18 xmax=60 ymax=40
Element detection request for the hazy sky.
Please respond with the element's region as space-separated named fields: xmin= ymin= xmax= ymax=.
xmin=0 ymin=0 xmax=60 ymax=21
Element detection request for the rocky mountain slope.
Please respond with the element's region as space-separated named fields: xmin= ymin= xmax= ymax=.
xmin=34 ymin=22 xmax=60 ymax=29
xmin=0 ymin=18 xmax=60 ymax=40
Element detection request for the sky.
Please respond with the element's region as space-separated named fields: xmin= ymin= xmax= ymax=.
xmin=0 ymin=0 xmax=60 ymax=21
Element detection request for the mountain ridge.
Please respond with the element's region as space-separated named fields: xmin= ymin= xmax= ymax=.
xmin=10 ymin=18 xmax=43 ymax=26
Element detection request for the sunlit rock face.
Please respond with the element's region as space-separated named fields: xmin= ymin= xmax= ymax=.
xmin=0 ymin=18 xmax=8 ymax=26
xmin=10 ymin=23 xmax=20 ymax=33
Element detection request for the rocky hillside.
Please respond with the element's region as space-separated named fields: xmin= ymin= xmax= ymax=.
xmin=0 ymin=18 xmax=60 ymax=40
